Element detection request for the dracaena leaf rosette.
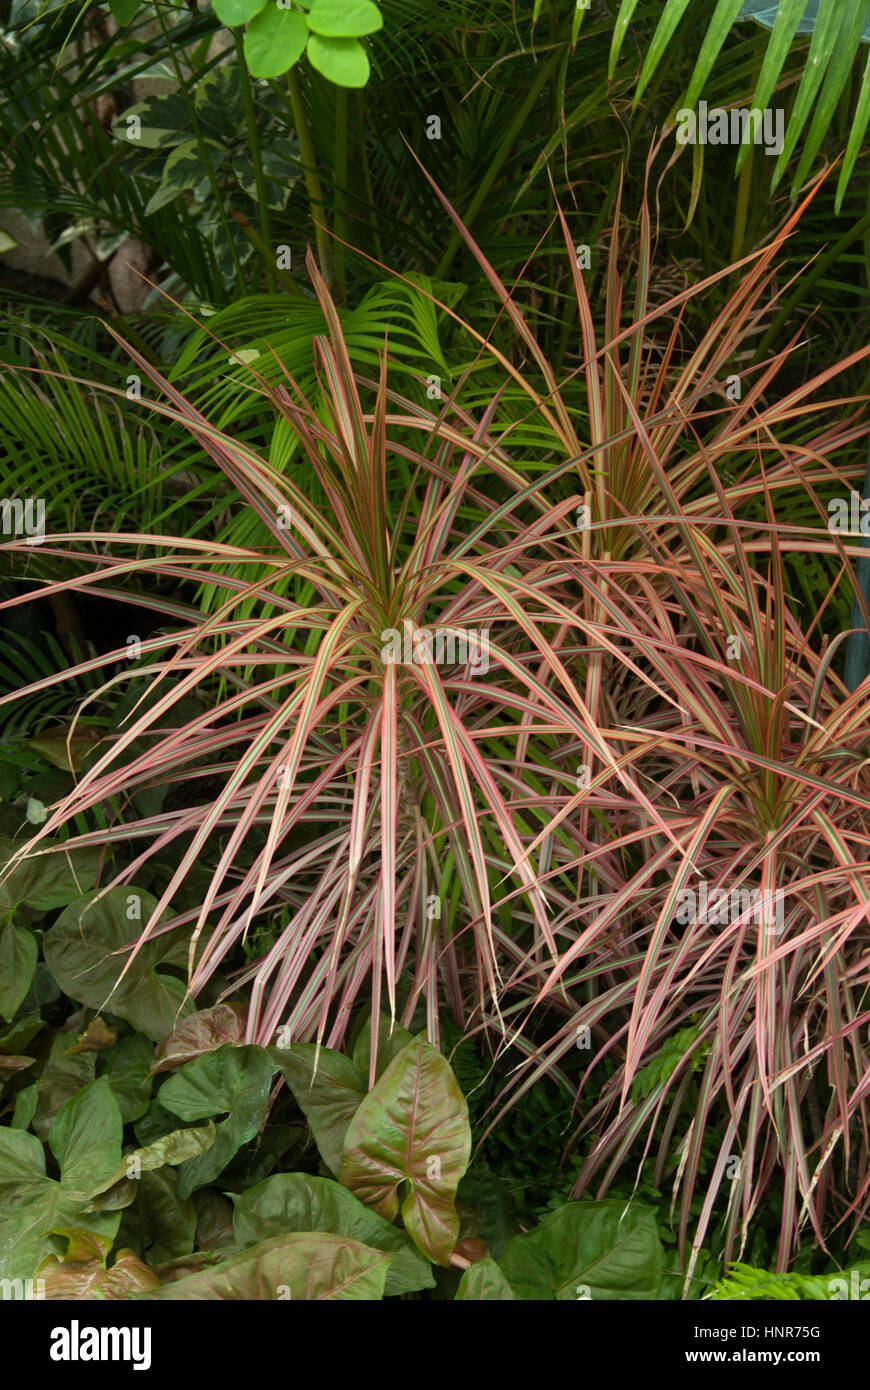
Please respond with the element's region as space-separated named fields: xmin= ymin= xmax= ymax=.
xmin=479 ymin=474 xmax=870 ymax=1280
xmin=0 ymin=247 xmax=628 ymax=1068
xmin=3 ymin=172 xmax=870 ymax=1275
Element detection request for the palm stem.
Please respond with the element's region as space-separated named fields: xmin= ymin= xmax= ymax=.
xmin=234 ymin=30 xmax=275 ymax=293
xmin=286 ymin=66 xmax=333 ymax=287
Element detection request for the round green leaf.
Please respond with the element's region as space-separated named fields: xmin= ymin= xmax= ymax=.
xmin=244 ymin=5 xmax=309 ymax=78
xmin=306 ymin=33 xmax=370 ymax=86
xmin=307 ymin=0 xmax=382 ymax=38
xmin=211 ymin=0 xmax=268 ymax=25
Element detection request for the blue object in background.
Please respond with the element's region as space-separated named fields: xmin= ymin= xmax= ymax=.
xmin=737 ymin=1 xmax=870 ymax=43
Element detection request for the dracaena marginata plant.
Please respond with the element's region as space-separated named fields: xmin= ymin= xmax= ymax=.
xmin=1 ymin=175 xmax=869 ymax=1280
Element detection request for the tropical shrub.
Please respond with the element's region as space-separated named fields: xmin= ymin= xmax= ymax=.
xmin=2 ymin=174 xmax=870 ymax=1283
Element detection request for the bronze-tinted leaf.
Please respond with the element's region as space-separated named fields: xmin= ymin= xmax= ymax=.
xmin=340 ymin=1037 xmax=471 ymax=1266
xmin=66 ymin=1017 xmax=118 ymax=1055
xmin=139 ymin=1231 xmax=392 ymax=1300
xmin=149 ymin=1002 xmax=248 ymax=1076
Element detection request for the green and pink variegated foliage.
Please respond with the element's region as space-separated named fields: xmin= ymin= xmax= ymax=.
xmin=2 ymin=171 xmax=870 ymax=1273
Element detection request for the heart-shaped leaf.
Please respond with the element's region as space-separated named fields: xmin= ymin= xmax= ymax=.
xmin=0 ymin=920 xmax=37 ymax=1020
xmin=150 ymin=1002 xmax=247 ymax=1076
xmin=0 ymin=836 xmax=101 ymax=916
xmin=104 ymin=1033 xmax=153 ymax=1122
xmin=497 ymin=1199 xmax=664 ymax=1300
xmin=455 ymin=1257 xmax=517 ymax=1300
xmin=49 ymin=1076 xmax=123 ymax=1196
xmin=269 ymin=1043 xmax=366 ymax=1176
xmin=0 ymin=1124 xmax=120 ymax=1281
xmin=138 ymin=1231 xmax=392 ymax=1299
xmin=159 ymin=1045 xmax=275 ymax=1198
xmin=36 ymin=1236 xmax=160 ymax=1299
xmin=44 ymin=887 xmax=195 ymax=1042
xmin=233 ymin=1171 xmax=434 ymax=1296
xmin=339 ymin=1036 xmax=471 ymax=1266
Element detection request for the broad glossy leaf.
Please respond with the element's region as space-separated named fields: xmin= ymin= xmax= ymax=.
xmin=340 ymin=1037 xmax=471 ymax=1266
xmin=104 ymin=1032 xmax=153 ymax=1122
xmin=118 ymin=1169 xmax=198 ymax=1266
xmin=0 ymin=1127 xmax=118 ymax=1281
xmin=193 ymin=1188 xmax=235 ymax=1253
xmin=498 ymin=1200 xmax=663 ymax=1300
xmin=269 ymin=1043 xmax=366 ymax=1176
xmin=44 ymin=887 xmax=195 ymax=1042
xmin=0 ymin=920 xmax=37 ymax=1020
xmin=351 ymin=1011 xmax=413 ymax=1085
xmin=0 ymin=1012 xmax=43 ymax=1056
xmin=159 ymin=1045 xmax=274 ymax=1198
xmin=138 ymin=1231 xmax=392 ymax=1300
xmin=233 ymin=1172 xmax=434 ymax=1296
xmin=36 ymin=1239 xmax=160 ymax=1299
xmin=32 ymin=1033 xmax=95 ymax=1140
xmin=160 ymin=138 xmax=226 ymax=193
xmin=194 ymin=65 xmax=243 ymax=142
xmin=149 ymin=1001 xmax=247 ymax=1076
xmin=111 ymin=94 xmax=192 ymax=150
xmin=455 ymin=1257 xmax=516 ymax=1300
xmin=244 ymin=5 xmax=308 ymax=77
xmin=158 ymin=1044 xmax=272 ymax=1120
xmin=49 ymin=1076 xmax=123 ymax=1196
xmin=0 ymin=835 xmax=101 ymax=914
xmin=307 ymin=0 xmax=382 ymax=38
xmin=306 ymin=33 xmax=370 ymax=86
xmin=12 ymin=1083 xmax=37 ymax=1131
xmin=456 ymin=1162 xmax=521 ymax=1260
xmin=90 ymin=1121 xmax=217 ymax=1199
